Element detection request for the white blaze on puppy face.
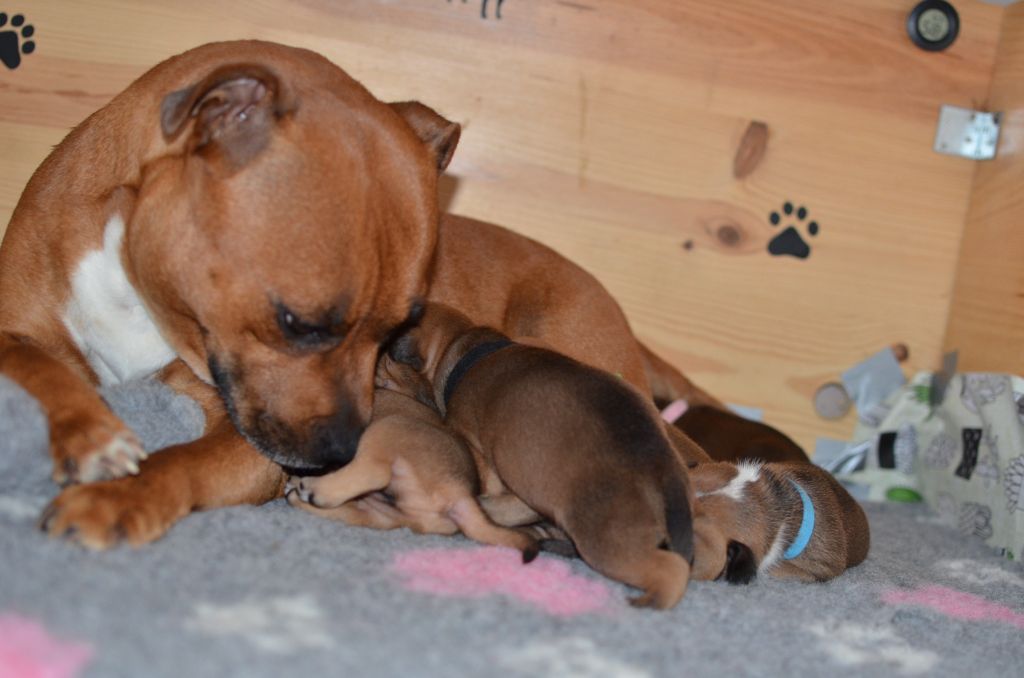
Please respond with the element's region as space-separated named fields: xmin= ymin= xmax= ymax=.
xmin=705 ymin=461 xmax=762 ymax=501
xmin=62 ymin=215 xmax=176 ymax=385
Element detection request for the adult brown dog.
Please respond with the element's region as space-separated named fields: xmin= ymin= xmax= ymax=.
xmin=1 ymin=40 xmax=457 ymax=547
xmin=381 ymin=303 xmax=694 ymax=609
xmin=690 ymin=461 xmax=870 ymax=584
xmin=671 ymin=405 xmax=810 ymax=464
xmin=1 ymin=40 xmax=716 ymax=548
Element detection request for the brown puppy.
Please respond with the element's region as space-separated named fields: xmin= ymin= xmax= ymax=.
xmin=690 ymin=461 xmax=870 ymax=584
xmin=386 ymin=303 xmax=694 ymax=609
xmin=284 ymin=357 xmax=539 ymax=560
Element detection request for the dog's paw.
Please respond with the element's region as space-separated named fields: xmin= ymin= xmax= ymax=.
xmin=285 ymin=475 xmax=336 ymax=509
xmin=39 ymin=479 xmax=180 ymax=550
xmin=49 ymin=409 xmax=147 ymax=485
xmin=284 ymin=485 xmax=330 ymax=518
xmin=285 ymin=475 xmax=312 ymax=503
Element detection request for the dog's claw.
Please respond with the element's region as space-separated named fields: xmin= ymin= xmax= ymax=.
xmin=37 ymin=503 xmax=57 ymax=532
xmin=51 ymin=421 xmax=146 ymax=485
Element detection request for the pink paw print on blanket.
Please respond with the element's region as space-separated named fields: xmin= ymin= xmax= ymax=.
xmin=0 ymin=613 xmax=93 ymax=678
xmin=883 ymin=585 xmax=1024 ymax=629
xmin=392 ymin=546 xmax=613 ymax=616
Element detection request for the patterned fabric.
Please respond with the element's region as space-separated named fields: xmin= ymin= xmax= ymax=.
xmin=838 ymin=373 xmax=1024 ymax=560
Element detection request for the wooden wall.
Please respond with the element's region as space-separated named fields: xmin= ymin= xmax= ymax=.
xmin=944 ymin=2 xmax=1024 ymax=374
xmin=0 ymin=1 xmax=1009 ymax=451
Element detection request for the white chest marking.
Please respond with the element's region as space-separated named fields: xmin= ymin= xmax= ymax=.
xmin=62 ymin=215 xmax=176 ymax=385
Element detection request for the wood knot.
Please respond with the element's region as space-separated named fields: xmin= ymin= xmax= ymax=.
xmin=891 ymin=343 xmax=910 ymax=363
xmin=716 ymin=222 xmax=742 ymax=247
xmin=733 ymin=120 xmax=769 ymax=179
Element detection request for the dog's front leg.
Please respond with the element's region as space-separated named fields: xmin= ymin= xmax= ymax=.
xmin=39 ymin=420 xmax=286 ymax=549
xmin=0 ymin=332 xmax=146 ymax=485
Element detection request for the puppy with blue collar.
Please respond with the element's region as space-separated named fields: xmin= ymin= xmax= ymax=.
xmin=690 ymin=461 xmax=869 ymax=583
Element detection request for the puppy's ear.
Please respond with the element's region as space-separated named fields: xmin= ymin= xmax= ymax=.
xmin=161 ymin=64 xmax=296 ymax=169
xmin=389 ymin=101 xmax=461 ymax=172
xmin=722 ymin=540 xmax=758 ymax=585
xmin=388 ymin=333 xmax=424 ymax=372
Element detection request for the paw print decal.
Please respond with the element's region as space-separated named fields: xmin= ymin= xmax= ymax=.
xmin=768 ymin=202 xmax=818 ymax=259
xmin=0 ymin=13 xmax=35 ymax=70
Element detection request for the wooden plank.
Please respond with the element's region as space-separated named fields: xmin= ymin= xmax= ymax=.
xmin=0 ymin=122 xmax=64 ymax=227
xmin=0 ymin=1 xmax=1005 ymax=452
xmin=944 ymin=2 xmax=1024 ymax=374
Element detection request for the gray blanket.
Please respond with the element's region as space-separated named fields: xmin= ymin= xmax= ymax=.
xmin=1 ymin=376 xmax=1023 ymax=678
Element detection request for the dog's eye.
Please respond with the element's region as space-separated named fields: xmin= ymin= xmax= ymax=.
xmin=276 ymin=304 xmax=342 ymax=348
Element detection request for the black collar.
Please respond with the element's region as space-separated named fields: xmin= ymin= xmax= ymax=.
xmin=442 ymin=339 xmax=514 ymax=407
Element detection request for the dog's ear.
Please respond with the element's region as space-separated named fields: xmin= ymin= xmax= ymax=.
xmin=160 ymin=64 xmax=295 ymax=167
xmin=389 ymin=101 xmax=461 ymax=172
xmin=387 ymin=333 xmax=424 ymax=372
xmin=722 ymin=540 xmax=758 ymax=585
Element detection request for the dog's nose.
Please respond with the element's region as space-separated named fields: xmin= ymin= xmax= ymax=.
xmin=304 ymin=404 xmax=365 ymax=471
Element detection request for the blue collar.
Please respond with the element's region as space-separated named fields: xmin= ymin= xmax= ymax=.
xmin=783 ymin=479 xmax=815 ymax=560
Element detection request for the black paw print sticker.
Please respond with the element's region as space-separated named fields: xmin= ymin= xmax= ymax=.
xmin=0 ymin=13 xmax=35 ymax=70
xmin=768 ymin=202 xmax=818 ymax=260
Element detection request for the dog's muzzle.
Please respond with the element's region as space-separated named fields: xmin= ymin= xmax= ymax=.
xmin=208 ymin=354 xmax=365 ymax=472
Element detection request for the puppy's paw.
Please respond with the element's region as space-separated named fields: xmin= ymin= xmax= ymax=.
xmin=39 ymin=478 xmax=181 ymax=550
xmin=285 ymin=475 xmax=343 ymax=509
xmin=49 ymin=409 xmax=147 ymax=485
xmin=286 ymin=475 xmax=316 ymax=506
xmin=284 ymin=481 xmax=312 ymax=509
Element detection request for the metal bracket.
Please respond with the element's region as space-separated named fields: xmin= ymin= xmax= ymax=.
xmin=934 ymin=105 xmax=1001 ymax=160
